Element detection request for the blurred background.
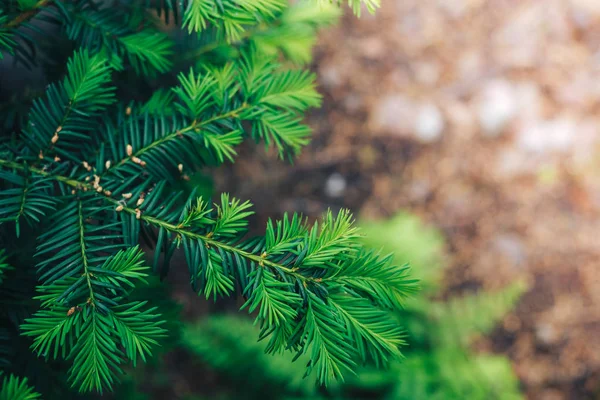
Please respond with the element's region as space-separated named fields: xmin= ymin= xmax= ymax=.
xmin=123 ymin=1 xmax=600 ymax=399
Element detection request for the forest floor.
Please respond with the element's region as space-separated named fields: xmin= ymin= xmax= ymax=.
xmin=214 ymin=1 xmax=600 ymax=399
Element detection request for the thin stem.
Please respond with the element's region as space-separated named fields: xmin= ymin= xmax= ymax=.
xmin=0 ymin=158 xmax=305 ymax=281
xmin=77 ymin=200 xmax=95 ymax=306
xmin=36 ymin=71 xmax=94 ymax=165
xmin=2 ymin=0 xmax=51 ymax=29
xmin=114 ymin=104 xmax=250 ymax=169
xmin=139 ymin=212 xmax=298 ymax=275
xmin=16 ymin=172 xmax=29 ymax=222
xmin=0 ymin=159 xmax=80 ymax=185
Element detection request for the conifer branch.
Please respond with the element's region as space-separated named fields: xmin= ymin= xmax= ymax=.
xmin=0 ymin=373 xmax=41 ymax=400
xmin=2 ymin=156 xmax=416 ymax=389
xmin=118 ymin=201 xmax=306 ymax=281
xmin=112 ymin=104 xmax=250 ymax=171
xmin=24 ymin=49 xmax=115 ymax=162
xmin=181 ymin=22 xmax=267 ymax=61
xmin=1 ymin=0 xmax=51 ymax=29
xmin=0 ymin=1 xmax=397 ymax=395
xmin=0 ymin=159 xmax=305 ymax=281
xmin=77 ymin=200 xmax=95 ymax=306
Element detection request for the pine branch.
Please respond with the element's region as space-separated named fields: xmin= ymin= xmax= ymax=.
xmin=88 ymin=53 xmax=318 ymax=183
xmin=328 ymin=250 xmax=419 ymax=309
xmin=0 ymin=11 xmax=18 ymax=59
xmin=328 ymin=294 xmax=404 ymax=365
xmin=0 ymin=0 xmax=51 ymax=30
xmin=63 ymin=6 xmax=174 ymax=77
xmin=0 ymin=251 xmax=12 ymax=286
xmin=0 ymin=167 xmax=56 ymax=237
xmin=0 ymin=161 xmax=308 ymax=284
xmin=21 ymin=247 xmax=167 ymax=393
xmin=312 ymin=0 xmax=380 ymax=16
xmin=68 ymin=310 xmax=121 ymax=393
xmin=241 ymin=267 xmax=302 ymax=328
xmin=0 ymin=2 xmax=399 ymax=394
xmin=182 ymin=0 xmax=287 ymax=42
xmin=23 ymin=49 xmax=115 ymax=162
xmin=302 ymin=292 xmax=356 ymax=385
xmin=0 ymin=372 xmax=41 ymax=400
xmin=1 ymin=159 xmax=414 ymax=387
xmin=111 ymin=301 xmax=167 ymax=366
xmin=180 ymin=1 xmax=340 ymax=65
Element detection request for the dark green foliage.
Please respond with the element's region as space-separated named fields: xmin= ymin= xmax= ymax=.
xmin=182 ymin=314 xmax=318 ymax=399
xmin=0 ymin=372 xmax=41 ymax=400
xmin=176 ymin=213 xmax=525 ymax=399
xmin=0 ymin=0 xmax=420 ymax=397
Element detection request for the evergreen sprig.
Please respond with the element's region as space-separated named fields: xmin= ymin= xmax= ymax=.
xmin=0 ymin=250 xmax=12 ymax=286
xmin=0 ymin=372 xmax=41 ymax=400
xmin=173 ymin=214 xmax=525 ymax=400
xmin=0 ymin=0 xmax=391 ymax=396
xmin=1 ymin=154 xmax=416 ymax=391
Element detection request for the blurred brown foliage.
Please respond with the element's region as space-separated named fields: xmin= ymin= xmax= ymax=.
xmin=215 ymin=1 xmax=600 ymax=398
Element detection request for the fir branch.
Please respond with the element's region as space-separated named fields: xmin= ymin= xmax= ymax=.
xmin=0 ymin=167 xmax=56 ymax=236
xmin=78 ymin=201 xmax=95 ymax=305
xmin=0 ymin=250 xmax=13 ymax=286
xmin=0 ymin=3 xmax=401 ymax=394
xmin=0 ymin=0 xmax=51 ymax=30
xmin=63 ymin=6 xmax=174 ymax=77
xmin=312 ymin=0 xmax=380 ymax=16
xmin=73 ymin=49 xmax=319 ymax=183
xmin=108 ymin=105 xmax=249 ymax=173
xmin=0 ymin=159 xmax=346 ymax=288
xmin=328 ymin=293 xmax=404 ymax=365
xmin=181 ymin=1 xmax=340 ymax=65
xmin=110 ymin=301 xmax=167 ymax=366
xmin=21 ymin=306 xmax=81 ymax=361
xmin=264 ymin=212 xmax=308 ymax=256
xmin=182 ymin=0 xmax=287 ymax=42
xmin=21 ymin=246 xmax=167 ymax=393
xmin=23 ymin=49 xmax=115 ymax=162
xmin=181 ymin=22 xmax=263 ymax=61
xmin=0 ymin=372 xmax=41 ymax=400
xmin=0 ymin=156 xmax=413 ymax=388
xmin=327 ymin=250 xmax=419 ymax=309
xmin=118 ymin=30 xmax=173 ymax=75
xmin=0 ymin=157 xmax=305 ymax=281
xmin=241 ymin=268 xmax=302 ymax=328
xmin=67 ymin=310 xmax=121 ymax=393
xmin=0 ymin=160 xmax=407 ymax=299
xmin=302 ymin=292 xmax=356 ymax=385
xmin=298 ymin=208 xmax=359 ymax=270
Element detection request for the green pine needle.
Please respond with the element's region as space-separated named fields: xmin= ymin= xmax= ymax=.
xmin=0 ymin=0 xmax=401 ymax=395
xmin=0 ymin=373 xmax=41 ymax=400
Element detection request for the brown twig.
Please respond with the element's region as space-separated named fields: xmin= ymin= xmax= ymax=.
xmin=2 ymin=0 xmax=51 ymax=29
